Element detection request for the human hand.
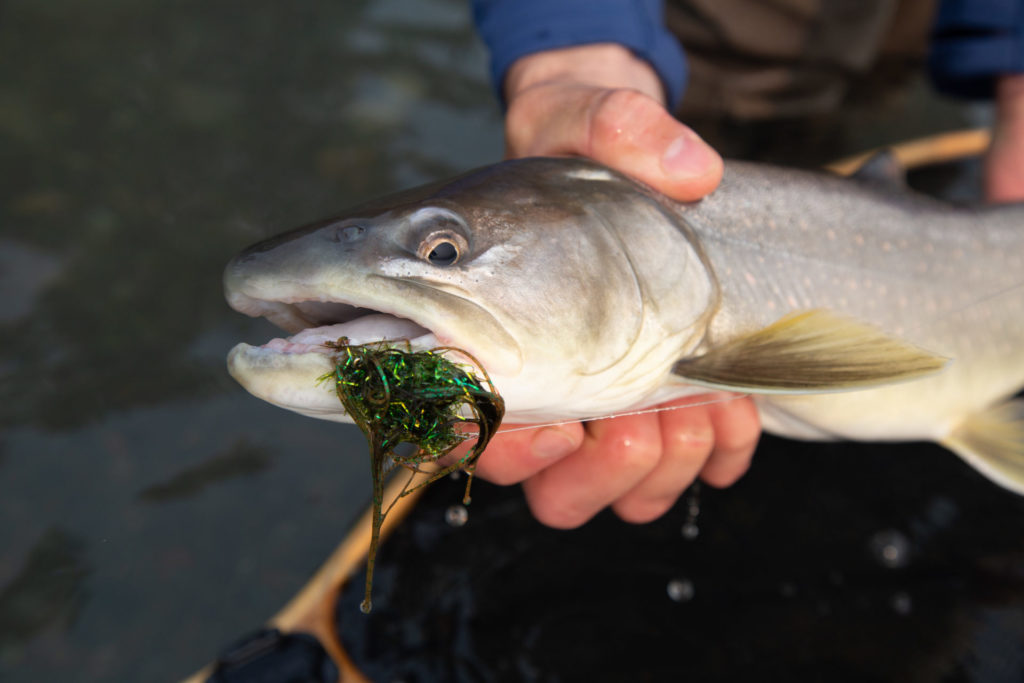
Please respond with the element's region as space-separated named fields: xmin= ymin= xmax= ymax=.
xmin=985 ymin=73 xmax=1024 ymax=203
xmin=502 ymin=43 xmax=722 ymax=201
xmin=472 ymin=44 xmax=761 ymax=529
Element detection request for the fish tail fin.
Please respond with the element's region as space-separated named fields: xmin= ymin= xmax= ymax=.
xmin=942 ymin=399 xmax=1024 ymax=495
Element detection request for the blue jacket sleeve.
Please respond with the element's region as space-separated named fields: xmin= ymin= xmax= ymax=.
xmin=470 ymin=0 xmax=687 ymax=109
xmin=930 ymin=0 xmax=1024 ymax=98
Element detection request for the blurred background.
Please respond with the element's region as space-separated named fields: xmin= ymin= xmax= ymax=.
xmin=0 ymin=1 xmax=1018 ymax=681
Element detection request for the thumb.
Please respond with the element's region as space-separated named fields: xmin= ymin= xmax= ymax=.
xmin=506 ymin=85 xmax=722 ymax=202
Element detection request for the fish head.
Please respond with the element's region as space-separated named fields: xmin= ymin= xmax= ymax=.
xmin=225 ymin=158 xmax=716 ymax=422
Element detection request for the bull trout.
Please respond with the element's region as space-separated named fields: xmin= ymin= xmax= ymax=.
xmin=225 ymin=158 xmax=1024 ymax=494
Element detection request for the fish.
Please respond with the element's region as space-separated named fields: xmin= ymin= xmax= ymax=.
xmin=224 ymin=157 xmax=1024 ymax=494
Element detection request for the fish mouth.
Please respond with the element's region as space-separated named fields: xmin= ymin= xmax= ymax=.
xmin=224 ymin=289 xmax=466 ymax=421
xmin=226 ymin=291 xmax=444 ymax=357
xmin=223 ymin=254 xmax=522 ymax=421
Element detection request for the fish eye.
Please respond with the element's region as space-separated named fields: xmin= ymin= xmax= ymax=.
xmin=418 ymin=231 xmax=466 ymax=266
xmin=428 ymin=241 xmax=458 ymax=265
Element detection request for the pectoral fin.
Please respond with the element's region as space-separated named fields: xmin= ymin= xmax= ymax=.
xmin=673 ymin=309 xmax=947 ymax=393
xmin=943 ymin=399 xmax=1024 ymax=495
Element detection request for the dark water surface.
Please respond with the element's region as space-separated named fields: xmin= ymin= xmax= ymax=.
xmin=0 ymin=1 xmax=1016 ymax=681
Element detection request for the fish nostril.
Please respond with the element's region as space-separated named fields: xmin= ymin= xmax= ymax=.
xmin=330 ymin=225 xmax=366 ymax=243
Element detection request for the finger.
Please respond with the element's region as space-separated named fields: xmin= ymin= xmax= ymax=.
xmin=471 ymin=424 xmax=583 ymax=486
xmin=987 ymin=74 xmax=1024 ymax=203
xmin=699 ymin=395 xmax=761 ymax=488
xmin=610 ymin=400 xmax=715 ymax=524
xmin=983 ymin=133 xmax=1024 ymax=203
xmin=506 ymin=85 xmax=722 ymax=202
xmin=521 ymin=412 xmax=663 ymax=529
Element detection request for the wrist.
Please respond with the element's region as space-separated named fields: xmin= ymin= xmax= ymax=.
xmin=505 ymin=44 xmax=665 ymax=106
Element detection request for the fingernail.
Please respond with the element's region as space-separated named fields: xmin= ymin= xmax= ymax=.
xmin=531 ymin=428 xmax=576 ymax=461
xmin=661 ymin=133 xmax=716 ymax=178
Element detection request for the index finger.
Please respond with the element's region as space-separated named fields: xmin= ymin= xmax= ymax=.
xmin=471 ymin=422 xmax=585 ymax=486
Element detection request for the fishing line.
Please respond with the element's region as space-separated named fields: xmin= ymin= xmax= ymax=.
xmin=478 ymin=392 xmax=753 ymax=435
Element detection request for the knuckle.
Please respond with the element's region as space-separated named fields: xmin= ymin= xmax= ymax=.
xmin=669 ymin=423 xmax=715 ymax=453
xmin=585 ymin=88 xmax=657 ymax=153
xmin=604 ymin=435 xmax=661 ymax=472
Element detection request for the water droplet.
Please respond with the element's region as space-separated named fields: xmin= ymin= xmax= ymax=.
xmin=667 ymin=578 xmax=695 ymax=602
xmin=449 ymin=470 xmax=461 ymax=481
xmin=680 ymin=482 xmax=702 ymax=542
xmin=445 ymin=505 xmax=468 ymax=527
xmin=360 ymin=598 xmax=372 ymax=614
xmin=891 ymin=591 xmax=912 ymax=615
xmin=869 ymin=529 xmax=911 ymax=568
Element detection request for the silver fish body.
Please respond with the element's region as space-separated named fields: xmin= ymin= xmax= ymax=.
xmin=685 ymin=163 xmax=1024 ymax=440
xmin=225 ymin=158 xmax=1024 ymax=492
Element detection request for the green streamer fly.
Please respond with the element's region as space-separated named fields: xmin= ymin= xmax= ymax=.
xmin=321 ymin=337 xmax=505 ymax=614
